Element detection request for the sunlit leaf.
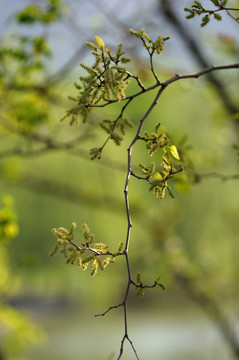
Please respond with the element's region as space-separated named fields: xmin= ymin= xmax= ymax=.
xmin=95 ymin=35 xmax=105 ymax=50
xmin=169 ymin=145 xmax=181 ymax=160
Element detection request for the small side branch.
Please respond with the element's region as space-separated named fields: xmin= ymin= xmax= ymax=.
xmin=95 ymin=303 xmax=123 ymax=317
xmin=130 ymin=170 xmax=150 ymax=181
xmin=149 ymin=52 xmax=160 ymax=83
xmin=164 ymin=63 xmax=239 ymax=86
xmin=125 ymin=71 xmax=146 ymax=91
xmin=97 ymin=97 xmax=133 ymax=158
xmin=68 ymin=241 xmax=116 ymax=257
xmin=131 ymin=279 xmax=157 ymax=288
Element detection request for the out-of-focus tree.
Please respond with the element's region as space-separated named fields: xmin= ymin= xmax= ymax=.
xmin=0 ymin=196 xmax=42 ymax=359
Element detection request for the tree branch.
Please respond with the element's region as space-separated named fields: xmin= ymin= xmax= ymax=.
xmin=88 ymin=62 xmax=239 ymax=109
xmin=159 ymin=0 xmax=239 ymax=117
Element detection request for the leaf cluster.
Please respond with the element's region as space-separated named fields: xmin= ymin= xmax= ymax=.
xmin=102 ymin=116 xmax=133 ymax=141
xmin=50 ymin=223 xmax=123 ymax=277
xmin=62 ymin=36 xmax=131 ymax=125
xmin=139 ymin=123 xmax=182 ymax=199
xmin=109 ymin=115 xmax=134 ymax=142
xmin=0 ymin=35 xmax=51 ymax=86
xmin=16 ymin=0 xmax=65 ymax=24
xmin=184 ymin=0 xmax=233 ymax=26
xmin=130 ymin=29 xmax=170 ymax=55
xmin=8 ymin=94 xmax=49 ymax=130
xmin=0 ymin=2 xmax=60 ymax=133
xmin=89 ymin=116 xmax=134 ymax=159
xmin=135 ymin=272 xmax=165 ymax=297
xmin=142 ymin=122 xmax=170 ymax=156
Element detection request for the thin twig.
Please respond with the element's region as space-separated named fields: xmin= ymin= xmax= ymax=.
xmin=125 ymin=71 xmax=146 ymax=91
xmin=149 ymin=52 xmax=160 ymax=83
xmin=98 ymin=98 xmax=133 ymax=157
xmin=95 ymin=303 xmax=123 ymax=317
xmin=68 ymin=241 xmax=117 ymax=257
xmin=130 ymin=170 xmax=150 ymax=181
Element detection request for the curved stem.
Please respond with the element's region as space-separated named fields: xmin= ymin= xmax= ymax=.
xmin=115 ymin=85 xmax=167 ymax=358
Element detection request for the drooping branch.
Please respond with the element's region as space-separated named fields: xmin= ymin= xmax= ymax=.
xmin=93 ymin=85 xmax=168 ymax=359
xmin=92 ymin=53 xmax=239 ymax=357
xmin=48 ymin=27 xmax=239 ymax=359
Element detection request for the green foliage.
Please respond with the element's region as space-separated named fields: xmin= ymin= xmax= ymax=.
xmin=50 ymin=223 xmax=122 ymax=277
xmin=130 ymin=28 xmax=170 ymax=55
xmin=61 ymin=29 xmax=172 ymax=163
xmin=214 ymin=12 xmax=223 ymax=20
xmin=16 ymin=0 xmax=65 ymax=24
xmin=61 ymin=36 xmax=131 ymax=125
xmin=0 ymin=34 xmax=51 ymax=86
xmin=142 ymin=122 xmax=170 ymax=156
xmin=94 ymin=35 xmax=105 ymax=51
xmin=89 ymin=147 xmax=102 ymax=160
xmin=184 ymin=0 xmax=238 ymax=26
xmin=201 ymin=14 xmax=211 ymax=26
xmin=99 ymin=117 xmax=134 ymax=137
xmin=0 ymin=303 xmax=43 ymax=359
xmin=96 ymin=116 xmax=134 ymax=149
xmin=9 ymin=94 xmax=49 ymax=130
xmin=139 ymin=123 xmax=182 ymax=199
xmin=0 ymin=2 xmax=62 ymax=135
xmin=0 ymin=197 xmax=42 ymax=359
xmin=0 ymin=0 xmax=63 ymax=98
xmin=0 ymin=21 xmax=53 ymax=131
xmin=135 ymin=272 xmax=165 ymax=296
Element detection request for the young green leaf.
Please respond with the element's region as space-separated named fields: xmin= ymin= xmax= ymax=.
xmin=95 ymin=35 xmax=105 ymax=51
xmin=169 ymin=145 xmax=181 ymax=160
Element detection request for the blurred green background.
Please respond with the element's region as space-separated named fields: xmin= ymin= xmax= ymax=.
xmin=1 ymin=1 xmax=239 ymax=359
